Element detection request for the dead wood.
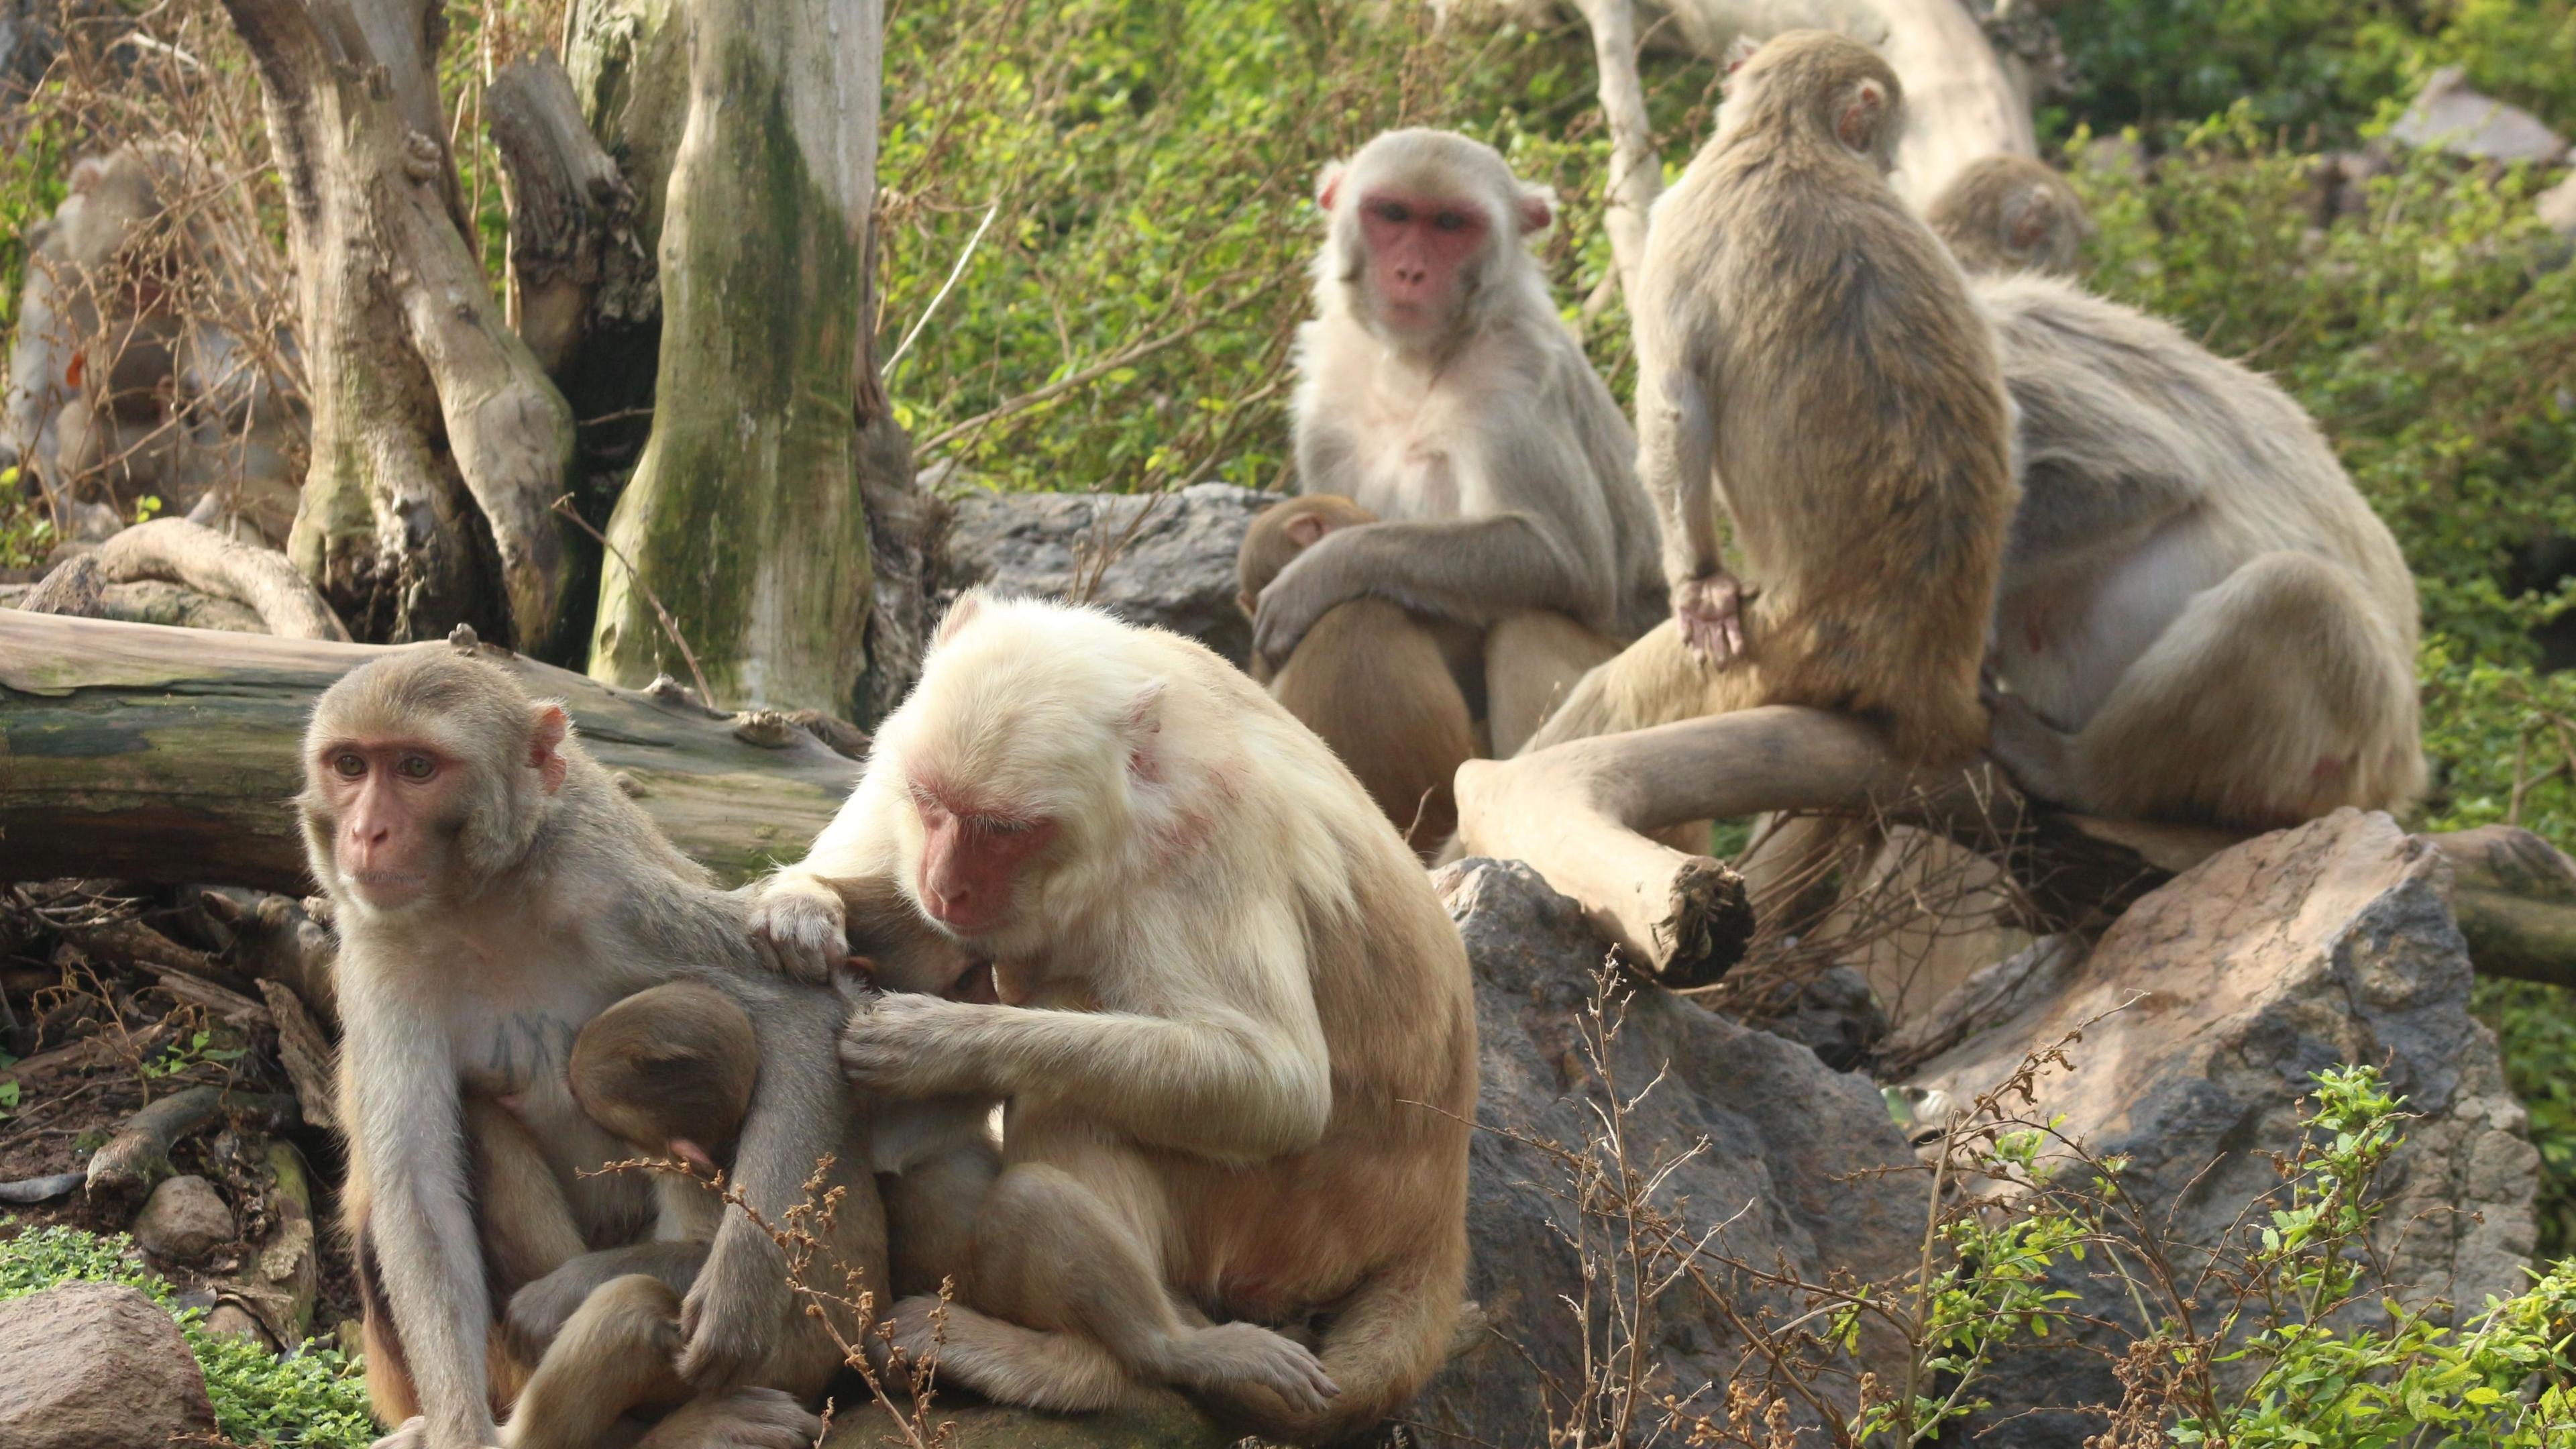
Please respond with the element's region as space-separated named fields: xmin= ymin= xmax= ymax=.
xmin=86 ymin=1084 xmax=300 ymax=1205
xmin=95 ymin=519 xmax=350 ymax=641
xmin=488 ymin=52 xmax=633 ymax=374
xmin=21 ymin=553 xmax=105 ymax=617
xmin=0 ymin=612 xmax=858 ymax=893
xmin=1457 ymin=705 xmax=2576 ymax=988
xmin=256 ymin=980 xmax=337 ymax=1134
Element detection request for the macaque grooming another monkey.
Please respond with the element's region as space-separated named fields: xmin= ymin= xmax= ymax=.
xmin=747 ymin=593 xmax=1478 ymax=1444
xmin=304 ymin=646 xmax=863 ymax=1449
xmin=1267 ymin=127 xmax=1666 ymax=771
xmin=1925 ymin=154 xmax=2091 ymax=277
xmin=1238 ymin=494 xmax=1477 ymax=849
xmin=1529 ymin=31 xmax=2017 ymax=767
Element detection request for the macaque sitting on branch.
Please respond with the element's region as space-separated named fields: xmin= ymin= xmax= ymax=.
xmin=747 ymin=592 xmax=1479 ymax=1445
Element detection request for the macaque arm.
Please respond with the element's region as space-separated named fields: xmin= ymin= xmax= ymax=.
xmin=345 ymin=985 xmax=497 ymax=1448
xmin=1255 ymin=513 xmax=1595 ymax=662
xmin=845 ymin=910 xmax=1331 ymax=1161
xmin=676 ymin=983 xmax=848 ymax=1385
xmin=747 ymin=773 xmax=904 ymax=981
xmin=1638 ymin=362 xmax=1721 ymax=585
xmin=2005 ymin=464 xmax=2198 ymax=572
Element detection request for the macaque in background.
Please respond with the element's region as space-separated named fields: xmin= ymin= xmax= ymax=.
xmin=1237 ymin=493 xmax=1478 ymax=851
xmin=303 ymin=645 xmax=867 ymax=1449
xmin=747 ymin=592 xmax=1478 ymax=1445
xmin=1268 ymin=126 xmax=1666 ymax=771
xmin=1973 ymin=270 xmax=2422 ymax=827
xmin=1926 ymin=154 xmax=2091 ymax=277
xmin=1530 ymin=30 xmax=2017 ymax=767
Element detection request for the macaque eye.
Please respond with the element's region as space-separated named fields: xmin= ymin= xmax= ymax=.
xmin=331 ymin=752 xmax=366 ymax=779
xmin=1373 ymin=201 xmax=1411 ymax=225
xmin=1433 ymin=211 xmax=1469 ymax=232
xmin=396 ymin=754 xmax=437 ymax=781
xmin=979 ymin=816 xmax=1032 ymax=837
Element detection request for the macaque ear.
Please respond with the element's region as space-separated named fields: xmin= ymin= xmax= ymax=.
xmin=2004 ymin=189 xmax=2054 ymax=251
xmin=1836 ymin=78 xmax=1888 ymax=153
xmin=1122 ymin=678 xmax=1167 ymax=781
xmin=1316 ymin=162 xmax=1346 ymax=213
xmin=934 ymin=590 xmax=985 ymax=647
xmin=1285 ymin=514 xmax=1332 ymax=549
xmin=1723 ymin=34 xmax=1761 ymax=78
xmin=530 ymin=704 xmax=571 ymax=795
xmin=1515 ymin=184 xmax=1555 ymax=236
xmin=68 ymin=156 xmax=105 ymax=194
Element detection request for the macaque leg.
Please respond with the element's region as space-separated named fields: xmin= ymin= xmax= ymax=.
xmin=1519 ymin=619 xmax=1768 ymax=755
xmin=466 ymin=1096 xmax=588 ymax=1299
xmin=899 ymin=1153 xmax=1329 ymax=1414
xmin=502 ymin=1275 xmax=687 ymax=1449
xmin=1998 ymin=552 xmax=2417 ymax=830
xmin=1483 ymin=610 xmax=1623 ymax=757
xmin=885 ymin=1143 xmax=1001 ymax=1299
xmin=506 ymin=1242 xmax=712 ymax=1362
xmin=1273 ymin=599 xmax=1476 ymax=851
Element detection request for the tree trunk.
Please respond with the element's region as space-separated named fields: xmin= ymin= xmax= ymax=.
xmin=0 ymin=612 xmax=857 ymax=893
xmin=217 ymin=0 xmax=584 ymax=657
xmin=583 ymin=0 xmax=899 ymax=718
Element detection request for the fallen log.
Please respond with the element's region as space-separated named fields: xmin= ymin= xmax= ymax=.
xmin=1456 ymin=704 xmax=2576 ymax=988
xmin=0 ymin=612 xmax=859 ymax=893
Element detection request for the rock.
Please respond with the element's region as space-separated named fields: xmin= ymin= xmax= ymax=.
xmin=201 ymin=1303 xmax=275 ymax=1350
xmin=1417 ymin=860 xmax=1923 ymax=1442
xmin=2538 ymin=170 xmax=2576 ymax=237
xmin=937 ymin=482 xmax=1269 ymax=666
xmin=1744 ymin=963 xmax=1886 ymax=1073
xmin=1904 ymin=810 xmax=2540 ymax=1447
xmin=132 ymin=1173 xmax=235 ymax=1261
xmin=830 ymin=1399 xmax=1236 ymax=1448
xmin=2390 ymin=67 xmax=2567 ymax=165
xmin=0 ymin=1282 xmax=218 ymax=1448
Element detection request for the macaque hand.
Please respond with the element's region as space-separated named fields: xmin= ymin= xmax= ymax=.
xmin=631 ymin=1387 xmax=820 ymax=1449
xmin=1672 ymin=572 xmax=1748 ymax=664
xmin=370 ymin=1419 xmax=494 ymax=1449
xmin=676 ymin=1228 xmax=791 ymax=1391
xmin=1251 ymin=544 xmax=1353 ymax=669
xmin=840 ymin=992 xmax=977 ymax=1097
xmin=745 ymin=873 xmax=845 ymax=983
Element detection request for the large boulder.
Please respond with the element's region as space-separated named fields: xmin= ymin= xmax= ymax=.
xmin=0 ymin=1281 xmax=218 ymax=1449
xmin=1902 ymin=810 xmax=2540 ymax=1447
xmin=1415 ymin=859 xmax=1922 ymax=1443
xmin=936 ymin=482 xmax=1268 ymax=667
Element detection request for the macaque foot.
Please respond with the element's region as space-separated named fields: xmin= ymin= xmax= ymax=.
xmin=368 ymin=1419 xmax=431 ymax=1449
xmin=1672 ymin=573 xmax=1748 ymax=663
xmin=631 ymin=1389 xmax=820 ymax=1449
xmin=745 ymin=875 xmax=845 ymax=983
xmin=1157 ymin=1320 xmax=1341 ymax=1417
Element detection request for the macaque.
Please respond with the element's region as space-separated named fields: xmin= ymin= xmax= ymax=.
xmin=1268 ymin=127 xmax=1666 ymax=764
xmin=1973 ymin=272 xmax=2422 ymax=826
xmin=1527 ymin=31 xmax=2017 ymax=766
xmin=303 ymin=645 xmax=862 ymax=1449
xmin=1925 ymin=154 xmax=2090 ymax=277
xmin=495 ymin=982 xmax=876 ymax=1449
xmin=1237 ymin=494 xmax=1477 ymax=849
xmin=2 ymin=146 xmax=303 ymax=543
xmin=746 ymin=593 xmax=1478 ymax=1444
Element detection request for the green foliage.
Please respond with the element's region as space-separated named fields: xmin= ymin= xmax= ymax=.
xmin=2156 ymin=1068 xmax=2576 ymax=1444
xmin=874 ymin=1 xmax=1711 ymax=494
xmin=0 ymin=1222 xmax=374 ymax=1448
xmin=2048 ymin=0 xmax=2576 ymax=145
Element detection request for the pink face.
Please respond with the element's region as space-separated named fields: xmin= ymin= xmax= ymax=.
xmin=311 ymin=738 xmax=466 ymax=909
xmin=908 ymin=778 xmax=1060 ymax=936
xmin=1355 ymin=190 xmax=1491 ymax=327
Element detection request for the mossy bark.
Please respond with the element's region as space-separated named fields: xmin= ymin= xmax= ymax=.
xmin=588 ymin=0 xmax=886 ymax=716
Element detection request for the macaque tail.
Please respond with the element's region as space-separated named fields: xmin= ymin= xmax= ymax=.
xmin=1201 ymin=1232 xmax=1466 ymax=1445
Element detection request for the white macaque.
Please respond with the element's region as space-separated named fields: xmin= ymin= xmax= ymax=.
xmin=749 ymin=594 xmax=1477 ymax=1445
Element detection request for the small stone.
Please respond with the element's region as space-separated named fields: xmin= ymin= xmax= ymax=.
xmin=0 ymin=1282 xmax=217 ymax=1449
xmin=2390 ymin=66 xmax=2567 ymax=164
xmin=133 ymin=1174 xmax=235 ymax=1261
xmin=203 ymin=1303 xmax=276 ymax=1350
